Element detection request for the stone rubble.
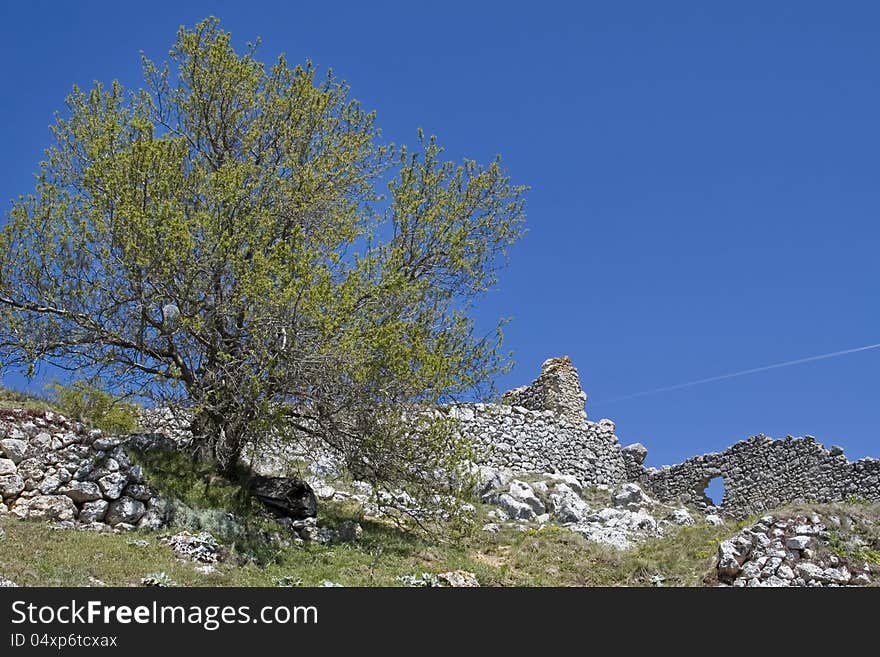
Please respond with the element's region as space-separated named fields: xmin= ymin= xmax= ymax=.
xmin=475 ymin=465 xmax=707 ymax=550
xmin=713 ymin=513 xmax=876 ymax=587
xmin=160 ymin=531 xmax=221 ymax=563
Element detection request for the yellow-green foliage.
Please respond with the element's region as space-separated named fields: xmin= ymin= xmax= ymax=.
xmin=45 ymin=380 xmax=139 ymax=433
xmin=0 ymin=16 xmax=526 ymax=492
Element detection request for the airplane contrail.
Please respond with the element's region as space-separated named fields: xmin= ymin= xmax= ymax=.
xmin=592 ymin=342 xmax=880 ymax=405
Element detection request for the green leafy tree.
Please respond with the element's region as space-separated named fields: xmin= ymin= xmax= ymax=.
xmin=45 ymin=379 xmax=140 ymax=434
xmin=0 ymin=18 xmax=525 ymax=505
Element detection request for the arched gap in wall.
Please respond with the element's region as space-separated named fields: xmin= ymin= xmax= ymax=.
xmin=704 ymin=476 xmax=725 ymax=507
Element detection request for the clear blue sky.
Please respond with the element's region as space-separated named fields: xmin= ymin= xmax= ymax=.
xmin=1 ymin=1 xmax=877 ymax=467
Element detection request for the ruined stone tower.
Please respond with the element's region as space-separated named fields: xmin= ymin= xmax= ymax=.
xmin=502 ymin=356 xmax=588 ymax=425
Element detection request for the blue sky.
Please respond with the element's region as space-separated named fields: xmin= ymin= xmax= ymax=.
xmin=1 ymin=1 xmax=877 ymax=467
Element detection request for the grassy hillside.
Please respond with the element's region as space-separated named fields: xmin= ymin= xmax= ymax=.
xmin=0 ymin=508 xmax=747 ymax=587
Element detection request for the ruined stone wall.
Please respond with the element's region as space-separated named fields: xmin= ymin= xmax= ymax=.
xmin=502 ymin=356 xmax=588 ymax=425
xmin=443 ymin=403 xmax=627 ymax=487
xmin=631 ymin=435 xmax=880 ymax=517
xmin=0 ymin=408 xmax=164 ymax=530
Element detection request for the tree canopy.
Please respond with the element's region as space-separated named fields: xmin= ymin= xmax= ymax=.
xmin=0 ymin=18 xmax=526 ymax=504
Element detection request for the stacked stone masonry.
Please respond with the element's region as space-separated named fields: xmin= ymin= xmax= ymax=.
xmin=502 ymin=356 xmax=588 ymax=425
xmin=630 ymin=435 xmax=880 ymax=518
xmin=448 ymin=355 xmax=879 ymax=517
xmin=444 ymin=403 xmax=627 ymax=487
xmin=1 ymin=356 xmax=878 ymax=523
xmin=0 ymin=408 xmax=164 ymax=530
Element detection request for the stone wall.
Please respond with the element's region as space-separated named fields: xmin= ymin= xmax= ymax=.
xmin=443 ymin=404 xmax=627 ymax=487
xmin=631 ymin=435 xmax=880 ymax=517
xmin=0 ymin=408 xmax=164 ymax=530
xmin=502 ymin=356 xmax=588 ymax=425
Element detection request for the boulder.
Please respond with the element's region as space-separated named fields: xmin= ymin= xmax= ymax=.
xmin=785 ymin=536 xmax=811 ymax=551
xmin=438 ymin=571 xmax=480 ymax=587
xmin=105 ymin=497 xmax=147 ymax=526
xmin=472 ymin=465 xmax=513 ymax=500
xmin=0 ymin=458 xmax=16 ymax=476
xmin=27 ymin=495 xmax=77 ymax=522
xmin=548 ymin=484 xmax=590 ymax=523
xmin=507 ymin=480 xmax=545 ymax=515
xmin=248 ymin=476 xmax=317 ymax=519
xmin=667 ymin=508 xmax=695 ymax=526
xmin=495 ymin=493 xmax=536 ymax=520
xmin=612 ymin=483 xmax=653 ymax=509
xmin=0 ymin=474 xmax=25 ymax=497
xmin=717 ymin=540 xmax=744 ymax=577
xmin=622 ymin=443 xmax=648 ymax=466
xmin=0 ymin=440 xmax=28 ymax=464
xmin=0 ymin=439 xmax=28 ymax=463
xmin=98 ymin=472 xmax=128 ymax=500
xmin=78 ymin=500 xmax=109 ymax=523
xmin=58 ymin=481 xmax=103 ymax=503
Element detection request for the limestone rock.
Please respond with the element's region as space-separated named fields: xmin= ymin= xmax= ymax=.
xmin=0 ymin=474 xmax=25 ymax=497
xmin=548 ymin=483 xmax=590 ymax=523
xmin=26 ymin=495 xmax=77 ymax=522
xmin=78 ymin=500 xmax=109 ymax=523
xmin=98 ymin=472 xmax=129 ymax=500
xmin=105 ymin=496 xmax=147 ymax=526
xmin=507 ymin=480 xmax=545 ymax=515
xmin=612 ymin=483 xmax=653 ymax=509
xmin=0 ymin=439 xmax=28 ymax=463
xmin=495 ymin=493 xmax=536 ymax=520
xmin=58 ymin=481 xmax=103 ymax=503
xmin=438 ymin=570 xmax=480 ymax=587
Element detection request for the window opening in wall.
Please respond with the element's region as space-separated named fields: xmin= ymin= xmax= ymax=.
xmin=704 ymin=476 xmax=725 ymax=507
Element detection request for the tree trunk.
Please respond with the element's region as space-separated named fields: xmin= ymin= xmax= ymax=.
xmin=190 ymin=410 xmax=248 ymax=477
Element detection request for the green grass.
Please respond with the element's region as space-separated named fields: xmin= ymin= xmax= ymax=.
xmin=0 ymin=437 xmax=752 ymax=587
xmin=0 ymin=385 xmax=60 ymax=412
xmin=0 ymin=505 xmax=746 ymax=587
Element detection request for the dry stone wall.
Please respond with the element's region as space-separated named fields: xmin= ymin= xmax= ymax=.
xmin=630 ymin=435 xmax=880 ymax=517
xmin=2 ymin=355 xmax=878 ymax=524
xmin=0 ymin=408 xmax=164 ymax=530
xmin=503 ymin=356 xmax=588 ymax=425
xmin=444 ymin=403 xmax=627 ymax=487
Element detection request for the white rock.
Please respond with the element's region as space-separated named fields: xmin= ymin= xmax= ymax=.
xmin=546 ymin=473 xmax=583 ymax=494
xmin=785 ymin=536 xmax=811 ymax=551
xmin=718 ymin=540 xmax=743 ymax=577
xmin=26 ymin=495 xmax=77 ymax=522
xmin=98 ymin=472 xmax=128 ymax=499
xmin=795 ymin=562 xmax=824 ymax=581
xmin=38 ymin=474 xmax=63 ymax=495
xmin=705 ymin=514 xmax=724 ymax=526
xmin=495 ymin=493 xmax=535 ymax=520
xmin=666 ymin=508 xmax=694 ymax=526
xmin=612 ymin=483 xmax=653 ymax=509
xmin=0 ymin=439 xmax=28 ymax=463
xmin=822 ymin=567 xmax=851 ymax=585
xmin=548 ymin=484 xmax=590 ymax=523
xmin=507 ymin=480 xmax=545 ymax=514
xmin=0 ymin=474 xmax=25 ymax=497
xmin=78 ymin=500 xmax=109 ymax=523
xmin=58 ymin=480 xmax=103 ymax=503
xmin=0 ymin=458 xmax=16 ymax=476
xmin=777 ymin=564 xmax=795 ymax=580
xmin=570 ymin=523 xmax=631 ymax=550
xmin=105 ymin=497 xmax=146 ymax=526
